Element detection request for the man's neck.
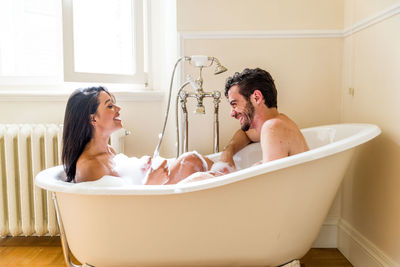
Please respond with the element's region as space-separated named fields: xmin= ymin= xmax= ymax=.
xmin=252 ymin=107 xmax=280 ymax=134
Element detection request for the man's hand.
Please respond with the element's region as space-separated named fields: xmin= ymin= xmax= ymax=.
xmin=220 ymin=129 xmax=252 ymax=169
xmin=210 ymin=161 xmax=236 ymax=175
xmin=219 ymin=151 xmax=236 ymax=169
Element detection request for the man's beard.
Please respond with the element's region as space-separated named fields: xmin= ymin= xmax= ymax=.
xmin=240 ymin=101 xmax=255 ymax=131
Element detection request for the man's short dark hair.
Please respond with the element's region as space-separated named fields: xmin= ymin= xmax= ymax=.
xmin=224 ymin=68 xmax=277 ymax=108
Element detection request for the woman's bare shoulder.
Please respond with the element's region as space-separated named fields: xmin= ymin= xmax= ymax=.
xmin=75 ymin=157 xmax=108 ymax=183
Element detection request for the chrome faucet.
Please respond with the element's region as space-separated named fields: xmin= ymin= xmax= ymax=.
xmin=176 ymin=56 xmax=227 ymax=156
xmin=153 ymin=56 xmax=227 ymax=158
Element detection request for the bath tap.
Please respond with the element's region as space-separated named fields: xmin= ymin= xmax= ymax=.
xmin=186 ymin=75 xmax=206 ymax=114
xmin=153 ymin=55 xmax=227 ymax=158
xmin=177 ymin=56 xmax=227 ymax=155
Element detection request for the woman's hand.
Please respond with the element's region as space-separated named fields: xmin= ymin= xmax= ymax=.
xmin=145 ymin=160 xmax=169 ymax=185
xmin=141 ymin=156 xmax=152 ymax=173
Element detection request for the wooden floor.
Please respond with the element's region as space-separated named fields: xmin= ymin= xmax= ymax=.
xmin=0 ymin=237 xmax=353 ymax=267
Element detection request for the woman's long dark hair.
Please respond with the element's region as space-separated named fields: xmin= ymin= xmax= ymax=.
xmin=62 ymin=86 xmax=109 ymax=182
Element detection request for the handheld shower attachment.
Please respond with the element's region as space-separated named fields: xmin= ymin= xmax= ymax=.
xmin=153 ymin=55 xmax=228 ymax=158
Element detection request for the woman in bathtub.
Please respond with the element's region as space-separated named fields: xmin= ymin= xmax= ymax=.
xmin=62 ymin=86 xmax=230 ymax=184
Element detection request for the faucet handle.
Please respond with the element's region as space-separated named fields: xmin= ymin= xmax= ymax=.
xmin=186 ymin=75 xmax=201 ymax=90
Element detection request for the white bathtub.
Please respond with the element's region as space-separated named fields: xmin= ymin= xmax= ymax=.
xmin=35 ymin=123 xmax=380 ymax=267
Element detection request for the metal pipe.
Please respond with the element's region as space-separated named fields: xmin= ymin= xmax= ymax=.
xmin=175 ymin=82 xmax=190 ymax=157
xmin=213 ymin=91 xmax=221 ymax=153
xmin=179 ymin=90 xmax=222 ymax=154
xmin=214 ymin=109 xmax=219 ymax=153
xmin=183 ymin=108 xmax=189 ymax=153
xmin=154 ymin=56 xmax=189 ymax=158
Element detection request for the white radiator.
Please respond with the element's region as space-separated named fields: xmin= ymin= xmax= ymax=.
xmin=0 ymin=124 xmax=126 ymax=237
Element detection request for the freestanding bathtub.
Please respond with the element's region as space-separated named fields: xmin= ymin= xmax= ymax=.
xmin=35 ymin=123 xmax=380 ymax=267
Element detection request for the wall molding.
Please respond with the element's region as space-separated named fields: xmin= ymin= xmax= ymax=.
xmin=338 ymin=219 xmax=399 ymax=267
xmin=343 ymin=2 xmax=400 ymax=37
xmin=180 ymin=30 xmax=344 ymax=39
xmin=180 ymin=2 xmax=400 ymax=40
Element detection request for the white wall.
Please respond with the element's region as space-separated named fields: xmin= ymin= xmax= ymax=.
xmin=178 ymin=0 xmax=344 ymax=31
xmin=340 ymin=1 xmax=400 ymax=265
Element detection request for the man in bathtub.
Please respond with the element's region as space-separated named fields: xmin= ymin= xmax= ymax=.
xmin=219 ymin=68 xmax=309 ymax=169
xmin=143 ymin=68 xmax=309 ymax=183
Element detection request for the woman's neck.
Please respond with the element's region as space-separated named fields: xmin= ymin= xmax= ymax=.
xmin=85 ymin=130 xmax=111 ymax=155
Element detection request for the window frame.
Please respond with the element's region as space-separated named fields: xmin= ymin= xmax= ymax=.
xmin=62 ymin=0 xmax=147 ymax=85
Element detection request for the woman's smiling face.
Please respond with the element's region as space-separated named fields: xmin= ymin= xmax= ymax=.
xmin=92 ymin=91 xmax=122 ymax=134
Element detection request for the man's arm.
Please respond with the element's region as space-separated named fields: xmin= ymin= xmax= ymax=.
xmin=220 ymin=129 xmax=252 ymax=167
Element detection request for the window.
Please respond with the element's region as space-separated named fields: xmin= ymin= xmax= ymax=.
xmin=0 ymin=0 xmax=62 ymax=80
xmin=63 ymin=0 xmax=147 ymax=84
xmin=0 ymin=0 xmax=147 ymax=85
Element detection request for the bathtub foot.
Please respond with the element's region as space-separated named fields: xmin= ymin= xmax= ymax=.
xmin=52 ymin=192 xmax=91 ymax=267
xmin=280 ymin=259 xmax=301 ymax=267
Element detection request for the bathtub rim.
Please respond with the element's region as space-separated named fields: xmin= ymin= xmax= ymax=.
xmin=35 ymin=123 xmax=381 ymax=195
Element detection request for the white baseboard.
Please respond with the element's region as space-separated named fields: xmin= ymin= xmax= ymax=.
xmin=312 ymin=216 xmax=339 ymax=248
xmin=311 ymin=217 xmax=399 ymax=267
xmin=338 ymin=219 xmax=399 ymax=267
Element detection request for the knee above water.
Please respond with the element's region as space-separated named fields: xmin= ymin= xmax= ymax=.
xmin=180 ymin=153 xmax=208 ymax=172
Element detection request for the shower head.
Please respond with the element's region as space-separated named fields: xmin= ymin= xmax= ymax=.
xmin=214 ymin=62 xmax=227 ymax=74
xmin=187 ymin=55 xmax=228 ymax=75
xmin=212 ymin=57 xmax=227 ymax=75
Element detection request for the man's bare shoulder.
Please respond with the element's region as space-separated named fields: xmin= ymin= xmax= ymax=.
xmin=261 ymin=116 xmax=291 ymax=135
xmin=261 ymin=114 xmax=309 ymax=156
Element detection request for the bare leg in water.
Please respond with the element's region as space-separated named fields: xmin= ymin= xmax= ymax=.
xmin=145 ymin=153 xmax=214 ymax=185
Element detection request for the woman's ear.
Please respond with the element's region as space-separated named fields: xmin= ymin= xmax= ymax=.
xmin=90 ymin=114 xmax=96 ymax=126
